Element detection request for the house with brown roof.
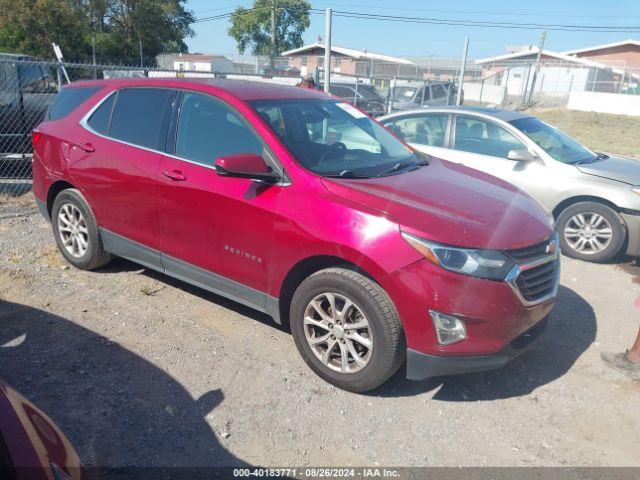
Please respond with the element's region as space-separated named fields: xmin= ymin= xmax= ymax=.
xmin=564 ymin=39 xmax=640 ymax=71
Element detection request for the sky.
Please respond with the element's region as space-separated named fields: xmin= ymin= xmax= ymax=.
xmin=186 ymin=0 xmax=640 ymax=59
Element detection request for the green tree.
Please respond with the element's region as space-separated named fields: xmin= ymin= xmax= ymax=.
xmin=0 ymin=0 xmax=91 ymax=60
xmin=228 ymin=0 xmax=311 ymax=57
xmin=0 ymin=0 xmax=194 ymax=65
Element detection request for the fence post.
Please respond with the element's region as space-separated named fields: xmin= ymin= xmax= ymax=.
xmin=421 ymin=79 xmax=426 ymax=107
xmin=354 ymin=77 xmax=358 ymax=105
xmin=323 ymin=8 xmax=332 ymax=93
xmin=456 ymin=37 xmax=469 ymax=106
xmin=387 ymin=76 xmax=396 ymax=114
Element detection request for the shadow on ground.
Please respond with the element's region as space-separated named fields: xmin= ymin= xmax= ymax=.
xmin=376 ymin=285 xmax=596 ymax=401
xmin=0 ymin=298 xmax=248 ymax=469
xmin=94 ymin=261 xmax=595 ymax=401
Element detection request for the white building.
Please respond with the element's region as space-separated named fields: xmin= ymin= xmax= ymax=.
xmin=172 ymin=54 xmax=234 ymax=73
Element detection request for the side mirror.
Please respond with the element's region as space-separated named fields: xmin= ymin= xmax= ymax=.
xmin=507 ymin=149 xmax=537 ymax=162
xmin=214 ymin=153 xmax=280 ymax=183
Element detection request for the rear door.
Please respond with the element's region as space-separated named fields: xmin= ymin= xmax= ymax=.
xmin=157 ymin=90 xmax=283 ymax=298
xmin=72 ymin=87 xmax=175 ymax=262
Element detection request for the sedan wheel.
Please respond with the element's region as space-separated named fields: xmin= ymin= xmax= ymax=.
xmin=563 ymin=212 xmax=613 ymax=255
xmin=557 ymin=201 xmax=626 ymax=263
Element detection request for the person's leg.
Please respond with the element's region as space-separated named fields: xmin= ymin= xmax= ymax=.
xmin=601 ymin=328 xmax=640 ymax=380
xmin=627 ymin=328 xmax=640 ymax=363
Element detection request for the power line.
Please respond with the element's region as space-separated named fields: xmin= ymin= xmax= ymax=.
xmin=311 ymin=2 xmax=640 ymax=19
xmin=328 ymin=10 xmax=640 ymax=32
xmin=193 ymin=5 xmax=640 ymax=32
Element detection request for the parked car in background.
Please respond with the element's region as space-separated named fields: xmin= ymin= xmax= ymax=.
xmin=1 ymin=54 xmax=58 ymax=178
xmin=380 ymin=106 xmax=640 ymax=263
xmin=0 ymin=378 xmax=82 ymax=480
xmin=391 ymin=80 xmax=460 ymax=111
xmin=328 ymin=82 xmax=386 ymax=116
xmin=33 ymin=79 xmax=557 ymax=392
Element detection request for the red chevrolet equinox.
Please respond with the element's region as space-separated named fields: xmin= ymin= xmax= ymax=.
xmin=32 ymin=79 xmax=559 ymax=392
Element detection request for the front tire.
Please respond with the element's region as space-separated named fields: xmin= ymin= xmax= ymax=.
xmin=290 ymin=268 xmax=405 ymax=393
xmin=556 ymin=201 xmax=626 ymax=263
xmin=52 ymin=189 xmax=112 ymax=270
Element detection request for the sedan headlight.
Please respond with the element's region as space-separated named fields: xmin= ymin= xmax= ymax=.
xmin=401 ymin=231 xmax=514 ymax=281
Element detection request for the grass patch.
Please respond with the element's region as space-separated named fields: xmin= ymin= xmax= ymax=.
xmin=527 ymin=108 xmax=640 ymax=158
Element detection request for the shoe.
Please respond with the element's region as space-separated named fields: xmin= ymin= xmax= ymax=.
xmin=601 ymin=351 xmax=640 ymax=381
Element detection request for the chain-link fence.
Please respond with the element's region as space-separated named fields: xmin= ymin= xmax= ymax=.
xmin=3 ymin=54 xmax=637 ymax=198
xmin=0 ymin=56 xmax=461 ymax=198
xmin=0 ymin=57 xmax=307 ymax=197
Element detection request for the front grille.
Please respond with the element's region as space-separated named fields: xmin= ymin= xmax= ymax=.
xmin=506 ymin=235 xmax=559 ymax=305
xmin=515 ymin=260 xmax=558 ymax=303
xmin=507 ymin=239 xmax=551 ymax=262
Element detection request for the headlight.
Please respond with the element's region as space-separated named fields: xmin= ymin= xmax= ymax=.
xmin=401 ymin=231 xmax=514 ymax=281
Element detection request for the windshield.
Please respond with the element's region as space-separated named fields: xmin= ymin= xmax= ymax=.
xmin=510 ymin=117 xmax=597 ymax=164
xmin=251 ymin=99 xmax=422 ymax=178
xmin=393 ymin=86 xmax=417 ymax=101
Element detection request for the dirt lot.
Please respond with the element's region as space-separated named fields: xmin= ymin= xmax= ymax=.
xmin=524 ymin=108 xmax=640 ymax=158
xmin=1 ymin=194 xmax=639 ymax=468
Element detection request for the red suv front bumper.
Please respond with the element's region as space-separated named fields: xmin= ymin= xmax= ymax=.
xmin=382 ymin=246 xmax=558 ymax=380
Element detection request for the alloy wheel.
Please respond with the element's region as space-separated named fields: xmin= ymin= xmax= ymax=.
xmin=563 ymin=212 xmax=613 ymax=255
xmin=303 ymin=292 xmax=373 ymax=374
xmin=57 ymin=203 xmax=89 ymax=258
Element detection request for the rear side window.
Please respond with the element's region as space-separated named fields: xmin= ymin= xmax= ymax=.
xmin=47 ymin=87 xmax=101 ymax=121
xmin=390 ymin=114 xmax=448 ymax=147
xmin=109 ymin=88 xmax=174 ymax=150
xmin=87 ymin=93 xmax=116 ymax=134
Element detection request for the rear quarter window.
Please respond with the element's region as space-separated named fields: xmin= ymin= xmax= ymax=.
xmin=87 ymin=93 xmax=116 ymax=134
xmin=47 ymin=86 xmax=102 ymax=121
xmin=108 ymin=88 xmax=175 ymax=150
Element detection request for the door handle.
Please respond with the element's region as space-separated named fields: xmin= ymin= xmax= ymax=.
xmin=162 ymin=170 xmax=187 ymax=181
xmin=74 ymin=142 xmax=95 ymax=153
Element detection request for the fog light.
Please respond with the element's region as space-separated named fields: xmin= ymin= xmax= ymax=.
xmin=429 ymin=310 xmax=467 ymax=345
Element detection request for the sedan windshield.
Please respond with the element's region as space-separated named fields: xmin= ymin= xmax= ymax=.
xmin=510 ymin=116 xmax=597 ymax=164
xmin=251 ymin=99 xmax=423 ymax=178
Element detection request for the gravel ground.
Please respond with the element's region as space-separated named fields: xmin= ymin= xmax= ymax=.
xmin=0 ymin=194 xmax=639 ymax=468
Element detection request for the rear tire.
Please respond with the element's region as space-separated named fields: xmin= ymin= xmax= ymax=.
xmin=290 ymin=267 xmax=405 ymax=393
xmin=556 ymin=201 xmax=626 ymax=263
xmin=52 ymin=189 xmax=112 ymax=270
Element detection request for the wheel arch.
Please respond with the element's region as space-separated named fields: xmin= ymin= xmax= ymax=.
xmin=277 ymin=255 xmax=378 ymax=327
xmin=47 ymin=180 xmax=77 ymax=218
xmin=552 ymin=195 xmax=621 ymax=220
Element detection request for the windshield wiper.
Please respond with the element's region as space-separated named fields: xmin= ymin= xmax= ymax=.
xmin=323 ymin=170 xmax=371 ymax=179
xmin=376 ymin=160 xmax=428 ymax=178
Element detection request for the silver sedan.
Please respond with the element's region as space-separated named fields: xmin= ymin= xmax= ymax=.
xmin=379 ymin=106 xmax=640 ymax=263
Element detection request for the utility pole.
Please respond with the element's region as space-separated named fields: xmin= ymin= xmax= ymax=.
xmin=527 ymin=31 xmax=546 ymax=104
xmin=91 ymin=36 xmax=97 ymax=79
xmin=138 ymin=34 xmax=144 ymax=67
xmin=323 ymin=8 xmax=332 ymax=92
xmin=271 ymin=0 xmax=277 ymax=69
xmin=456 ymin=37 xmax=469 ymax=105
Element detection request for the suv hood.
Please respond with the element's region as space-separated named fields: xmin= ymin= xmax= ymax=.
xmin=576 ymin=155 xmax=640 ymax=185
xmin=321 ymin=157 xmax=552 ymax=250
